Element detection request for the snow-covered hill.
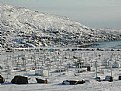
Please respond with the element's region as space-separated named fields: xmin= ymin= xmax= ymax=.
xmin=0 ymin=4 xmax=121 ymax=48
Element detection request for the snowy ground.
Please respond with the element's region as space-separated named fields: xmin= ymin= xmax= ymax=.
xmin=0 ymin=48 xmax=121 ymax=91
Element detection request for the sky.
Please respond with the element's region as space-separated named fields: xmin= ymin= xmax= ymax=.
xmin=0 ymin=0 xmax=121 ymax=29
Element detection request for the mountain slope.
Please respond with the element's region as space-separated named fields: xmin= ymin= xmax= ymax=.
xmin=0 ymin=4 xmax=121 ymax=48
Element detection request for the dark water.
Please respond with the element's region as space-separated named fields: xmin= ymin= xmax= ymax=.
xmin=91 ymin=40 xmax=121 ymax=49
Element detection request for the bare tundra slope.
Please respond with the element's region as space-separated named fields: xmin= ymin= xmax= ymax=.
xmin=0 ymin=4 xmax=121 ymax=48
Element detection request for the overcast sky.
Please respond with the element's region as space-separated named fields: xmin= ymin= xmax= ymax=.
xmin=0 ymin=0 xmax=121 ymax=29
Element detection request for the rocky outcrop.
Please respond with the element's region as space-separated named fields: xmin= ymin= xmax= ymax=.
xmin=0 ymin=4 xmax=121 ymax=48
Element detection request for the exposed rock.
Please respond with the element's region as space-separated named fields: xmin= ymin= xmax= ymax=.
xmin=0 ymin=4 xmax=121 ymax=48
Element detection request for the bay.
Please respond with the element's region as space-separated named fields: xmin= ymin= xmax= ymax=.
xmin=91 ymin=40 xmax=121 ymax=49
